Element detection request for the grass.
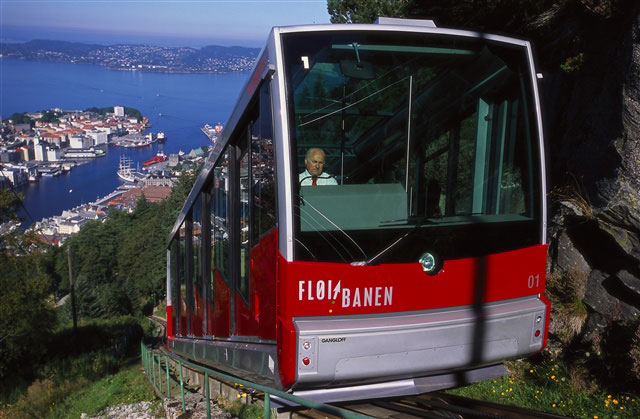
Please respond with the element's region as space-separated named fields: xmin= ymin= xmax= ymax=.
xmin=218 ymin=397 xmax=264 ymax=419
xmin=448 ymin=350 xmax=639 ymax=418
xmin=2 ymin=361 xmax=159 ymax=418
xmin=153 ymin=300 xmax=167 ymax=319
xmin=0 ymin=316 xmax=158 ymax=418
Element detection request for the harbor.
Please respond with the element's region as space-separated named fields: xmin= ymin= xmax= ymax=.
xmin=1 ymin=107 xmax=167 ymax=187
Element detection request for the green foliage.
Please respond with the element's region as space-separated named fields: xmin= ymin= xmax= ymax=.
xmin=84 ymin=106 xmax=143 ymax=120
xmin=52 ymin=172 xmax=196 ymax=320
xmin=8 ymin=112 xmax=33 ymax=125
xmin=38 ymin=110 xmax=61 ymax=123
xmin=560 ymin=53 xmax=585 ymax=73
xmin=3 ymin=363 xmax=157 ymax=419
xmin=448 ymin=352 xmax=640 ymax=418
xmin=219 ymin=399 xmax=264 ymax=419
xmin=0 ymin=252 xmax=56 ymax=379
xmin=0 ymin=188 xmax=22 ymax=225
xmin=327 ymin=0 xmax=406 ymax=23
xmin=0 ymin=316 xmax=148 ymax=415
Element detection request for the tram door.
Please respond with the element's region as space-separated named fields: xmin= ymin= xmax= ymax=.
xmin=207 ymin=79 xmax=276 ymax=340
xmin=232 ymin=80 xmax=277 ymax=339
xmin=208 ymin=150 xmax=232 ymax=338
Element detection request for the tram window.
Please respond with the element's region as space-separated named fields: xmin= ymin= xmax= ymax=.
xmin=169 ymin=237 xmax=179 ymax=336
xmin=191 ymin=194 xmax=204 ymax=335
xmin=251 ymin=82 xmax=276 ymax=242
xmin=238 ymin=131 xmax=250 ymax=302
xmin=178 ymin=222 xmax=187 ymax=335
xmin=211 ymin=150 xmax=231 ymax=284
xmin=284 ymin=32 xmax=541 ymax=262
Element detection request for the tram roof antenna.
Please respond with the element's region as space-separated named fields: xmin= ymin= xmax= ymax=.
xmin=374 ymin=17 xmax=437 ymax=27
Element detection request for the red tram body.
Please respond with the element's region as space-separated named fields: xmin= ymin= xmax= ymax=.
xmin=167 ymin=18 xmax=548 ymax=402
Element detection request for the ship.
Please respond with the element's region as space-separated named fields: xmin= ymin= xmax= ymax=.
xmin=142 ymin=151 xmax=168 ymax=167
xmin=117 ymin=155 xmax=136 ymax=183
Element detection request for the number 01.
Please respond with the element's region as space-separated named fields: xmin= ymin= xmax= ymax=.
xmin=528 ymin=274 xmax=540 ymax=288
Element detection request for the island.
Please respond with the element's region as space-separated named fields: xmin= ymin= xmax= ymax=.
xmin=0 ymin=40 xmax=260 ymax=73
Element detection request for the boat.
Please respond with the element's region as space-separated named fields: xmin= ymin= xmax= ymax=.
xmin=117 ymin=156 xmax=136 ymax=183
xmin=39 ymin=165 xmax=62 ymax=177
xmin=143 ymin=152 xmax=168 ymax=167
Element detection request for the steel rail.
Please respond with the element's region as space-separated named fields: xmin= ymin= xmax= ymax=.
xmin=141 ymin=342 xmax=372 ymax=419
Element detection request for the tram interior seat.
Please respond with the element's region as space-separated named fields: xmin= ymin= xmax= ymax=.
xmin=299 ymin=183 xmax=407 ymax=231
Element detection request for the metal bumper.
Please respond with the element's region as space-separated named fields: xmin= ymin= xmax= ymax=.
xmin=294 ymin=296 xmax=546 ymax=387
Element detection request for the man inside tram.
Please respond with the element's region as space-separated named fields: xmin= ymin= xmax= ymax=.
xmin=299 ymin=147 xmax=338 ymax=186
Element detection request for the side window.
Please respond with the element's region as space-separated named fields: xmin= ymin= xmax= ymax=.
xmin=191 ymin=194 xmax=204 ymax=335
xmin=178 ymin=222 xmax=187 ymax=336
xmin=212 ymin=150 xmax=231 ymax=283
xmin=251 ymin=82 xmax=276 ymax=242
xmin=169 ymin=238 xmax=179 ymax=336
xmin=238 ymin=131 xmax=250 ymax=302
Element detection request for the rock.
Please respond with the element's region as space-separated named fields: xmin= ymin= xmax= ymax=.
xmin=163 ymin=392 xmax=230 ymax=419
xmin=554 ymin=230 xmax=591 ymax=275
xmin=580 ymin=312 xmax=609 ymax=346
xmin=87 ymin=401 xmax=154 ymax=419
xmin=618 ymin=269 xmax=640 ymax=296
xmin=584 ymin=270 xmax=640 ymax=321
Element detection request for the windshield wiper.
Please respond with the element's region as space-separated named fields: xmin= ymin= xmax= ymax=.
xmin=366 ymin=216 xmax=429 ymax=265
xmin=298 ymin=195 xmax=368 ymax=261
xmin=379 ymin=216 xmax=435 ymax=226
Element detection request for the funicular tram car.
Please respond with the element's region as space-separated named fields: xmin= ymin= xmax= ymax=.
xmin=167 ymin=17 xmax=549 ymax=402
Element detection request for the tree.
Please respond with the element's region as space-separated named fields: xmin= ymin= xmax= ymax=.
xmin=327 ymin=0 xmax=407 ymax=23
xmin=0 ymin=254 xmax=55 ymax=378
xmin=0 ymin=193 xmax=55 ymax=378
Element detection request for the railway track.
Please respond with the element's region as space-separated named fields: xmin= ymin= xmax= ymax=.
xmin=146 ymin=341 xmax=568 ymax=419
xmin=328 ymin=393 xmax=571 ymax=419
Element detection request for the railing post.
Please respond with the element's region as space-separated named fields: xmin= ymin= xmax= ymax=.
xmin=264 ymin=393 xmax=271 ymax=419
xmin=165 ymin=355 xmax=171 ymax=398
xmin=152 ymin=354 xmax=157 ymax=389
xmin=156 ymin=354 xmax=162 ymax=395
xmin=205 ymin=371 xmax=210 ymax=419
xmin=179 ymin=360 xmax=186 ymax=413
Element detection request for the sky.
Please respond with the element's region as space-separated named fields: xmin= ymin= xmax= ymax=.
xmin=0 ymin=0 xmax=331 ymax=47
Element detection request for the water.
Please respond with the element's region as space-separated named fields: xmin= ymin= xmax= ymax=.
xmin=0 ymin=59 xmax=248 ymax=225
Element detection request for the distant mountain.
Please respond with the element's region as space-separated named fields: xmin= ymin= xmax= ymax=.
xmin=0 ymin=39 xmax=260 ymax=73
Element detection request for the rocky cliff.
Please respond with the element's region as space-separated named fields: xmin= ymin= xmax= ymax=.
xmin=405 ymin=0 xmax=640 ymax=386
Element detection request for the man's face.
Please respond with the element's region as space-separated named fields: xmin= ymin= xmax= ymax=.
xmin=305 ymin=151 xmax=325 ymax=176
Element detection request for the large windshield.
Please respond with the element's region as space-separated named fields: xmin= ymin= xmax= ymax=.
xmin=283 ymin=31 xmax=542 ymax=263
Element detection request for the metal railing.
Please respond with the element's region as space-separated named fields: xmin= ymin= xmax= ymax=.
xmin=141 ymin=343 xmax=372 ymax=419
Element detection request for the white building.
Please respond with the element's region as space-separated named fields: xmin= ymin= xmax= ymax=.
xmin=58 ymin=216 xmax=88 ymax=235
xmin=87 ymin=130 xmax=108 ymax=145
xmin=21 ymin=146 xmax=34 ymax=161
xmin=69 ymin=136 xmax=91 ymax=149
xmin=2 ymin=168 xmax=28 ymax=186
xmin=114 ymin=106 xmax=125 ymax=117
xmin=34 ymin=143 xmax=47 ymax=161
xmin=46 ymin=147 xmax=61 ymax=161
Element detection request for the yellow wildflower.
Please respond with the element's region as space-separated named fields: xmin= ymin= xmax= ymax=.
xmin=613 ymin=399 xmax=618 ymax=405
xmin=552 ymin=403 xmax=556 ymax=408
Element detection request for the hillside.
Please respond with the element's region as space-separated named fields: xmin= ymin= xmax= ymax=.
xmin=0 ymin=39 xmax=260 ymax=73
